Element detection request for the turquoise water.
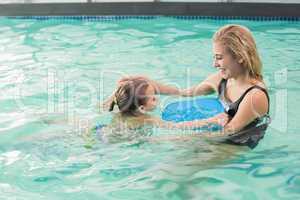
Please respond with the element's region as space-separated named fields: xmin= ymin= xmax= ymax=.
xmin=0 ymin=17 xmax=299 ymax=199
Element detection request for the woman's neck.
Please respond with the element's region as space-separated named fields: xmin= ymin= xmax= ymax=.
xmin=231 ymin=74 xmax=247 ymax=85
xmin=231 ymin=71 xmax=259 ymax=86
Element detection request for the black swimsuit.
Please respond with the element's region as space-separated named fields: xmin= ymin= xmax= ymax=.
xmin=218 ymin=79 xmax=270 ymax=149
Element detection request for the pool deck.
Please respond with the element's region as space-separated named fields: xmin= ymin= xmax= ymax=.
xmin=0 ymin=2 xmax=299 ymax=17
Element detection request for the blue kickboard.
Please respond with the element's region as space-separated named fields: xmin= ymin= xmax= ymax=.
xmin=162 ymin=98 xmax=224 ymax=123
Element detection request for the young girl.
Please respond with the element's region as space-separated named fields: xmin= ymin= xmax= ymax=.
xmin=94 ymin=77 xmax=161 ymax=143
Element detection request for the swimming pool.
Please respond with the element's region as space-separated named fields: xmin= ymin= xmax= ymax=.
xmin=0 ymin=16 xmax=299 ymax=199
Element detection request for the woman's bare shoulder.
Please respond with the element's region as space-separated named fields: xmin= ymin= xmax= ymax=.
xmin=239 ymin=86 xmax=269 ymax=118
xmin=252 ymin=79 xmax=268 ymax=90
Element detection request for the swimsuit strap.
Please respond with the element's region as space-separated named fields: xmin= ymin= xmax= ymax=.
xmin=218 ymin=79 xmax=270 ymax=114
xmin=234 ymin=85 xmax=270 ymax=114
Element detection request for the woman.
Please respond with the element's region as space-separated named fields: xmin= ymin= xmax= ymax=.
xmin=118 ymin=24 xmax=270 ymax=148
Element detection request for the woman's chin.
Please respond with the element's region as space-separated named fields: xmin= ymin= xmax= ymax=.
xmin=220 ymin=71 xmax=228 ymax=79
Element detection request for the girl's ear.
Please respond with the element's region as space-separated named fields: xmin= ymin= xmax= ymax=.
xmin=138 ymin=105 xmax=146 ymax=114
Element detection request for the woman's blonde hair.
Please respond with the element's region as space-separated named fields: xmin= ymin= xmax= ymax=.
xmin=213 ymin=24 xmax=263 ymax=80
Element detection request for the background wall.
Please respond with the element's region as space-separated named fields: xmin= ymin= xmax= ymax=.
xmin=0 ymin=0 xmax=300 ymax=4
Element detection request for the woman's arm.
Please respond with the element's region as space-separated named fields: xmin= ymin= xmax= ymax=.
xmin=145 ymin=113 xmax=230 ymax=142
xmin=149 ymin=88 xmax=268 ymax=139
xmin=174 ymin=112 xmax=229 ymax=129
xmin=177 ymin=88 xmax=269 ymax=138
xmin=223 ymin=88 xmax=269 ymax=134
xmin=165 ymin=86 xmax=268 ymax=139
xmin=151 ymin=80 xmax=181 ymax=95
xmin=180 ymin=72 xmax=223 ymax=97
xmin=118 ymin=75 xmax=181 ymax=95
xmin=143 ymin=111 xmax=272 ymax=143
xmin=145 ymin=112 xmax=228 ymax=130
xmin=118 ymin=72 xmax=223 ymax=97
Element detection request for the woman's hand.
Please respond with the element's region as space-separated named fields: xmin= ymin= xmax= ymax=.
xmin=179 ymin=88 xmax=194 ymax=97
xmin=118 ymin=75 xmax=150 ymax=86
xmin=118 ymin=75 xmax=183 ymax=96
xmin=207 ymin=113 xmax=229 ymax=127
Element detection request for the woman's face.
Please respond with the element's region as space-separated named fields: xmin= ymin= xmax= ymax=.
xmin=143 ymin=85 xmax=158 ymax=111
xmin=213 ymin=42 xmax=243 ymax=79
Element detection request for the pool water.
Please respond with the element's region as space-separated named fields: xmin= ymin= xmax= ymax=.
xmin=0 ymin=16 xmax=299 ymax=199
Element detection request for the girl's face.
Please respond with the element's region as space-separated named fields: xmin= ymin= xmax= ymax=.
xmin=143 ymin=85 xmax=158 ymax=112
xmin=213 ymin=42 xmax=244 ymax=79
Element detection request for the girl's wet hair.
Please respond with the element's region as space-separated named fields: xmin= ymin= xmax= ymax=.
xmin=109 ymin=79 xmax=150 ymax=115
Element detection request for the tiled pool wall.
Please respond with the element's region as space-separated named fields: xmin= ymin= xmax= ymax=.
xmin=6 ymin=15 xmax=300 ymax=22
xmin=1 ymin=1 xmax=300 ymax=3
xmin=0 ymin=2 xmax=300 ymax=18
